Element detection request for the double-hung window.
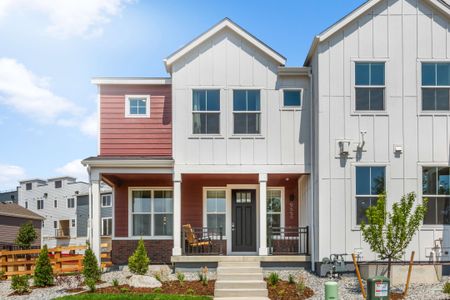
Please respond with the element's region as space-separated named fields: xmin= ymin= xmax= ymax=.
xmin=423 ymin=167 xmax=450 ymax=225
xmin=267 ymin=189 xmax=282 ymax=231
xmin=233 ymin=90 xmax=261 ymax=134
xmin=131 ymin=189 xmax=173 ymax=237
xmin=102 ymin=194 xmax=112 ymax=207
xmin=67 ymin=198 xmax=75 ymax=208
xmin=102 ymin=218 xmax=112 ymax=236
xmin=355 ymin=166 xmax=385 ymax=224
xmin=192 ymin=90 xmax=220 ymax=134
xmin=125 ymin=95 xmax=150 ymax=117
xmin=355 ymin=63 xmax=385 ymax=111
xmin=205 ymin=190 xmax=226 ymax=235
xmin=37 ymin=199 xmax=44 ymax=210
xmin=422 ymin=63 xmax=450 ymax=111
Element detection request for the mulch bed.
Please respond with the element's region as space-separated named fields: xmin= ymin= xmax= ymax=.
xmin=90 ymin=281 xmax=215 ymax=296
xmin=390 ymin=292 xmax=405 ymax=300
xmin=267 ymin=280 xmax=314 ymax=300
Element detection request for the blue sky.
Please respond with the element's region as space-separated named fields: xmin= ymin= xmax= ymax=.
xmin=0 ymin=0 xmax=365 ymax=190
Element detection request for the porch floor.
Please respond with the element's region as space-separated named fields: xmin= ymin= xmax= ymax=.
xmin=171 ymin=255 xmax=310 ymax=263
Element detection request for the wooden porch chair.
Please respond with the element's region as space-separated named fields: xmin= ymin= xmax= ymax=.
xmin=182 ymin=224 xmax=212 ymax=253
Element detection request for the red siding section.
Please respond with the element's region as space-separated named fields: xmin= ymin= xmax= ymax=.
xmin=99 ymin=84 xmax=172 ymax=157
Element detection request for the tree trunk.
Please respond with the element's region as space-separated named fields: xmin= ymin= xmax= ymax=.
xmin=387 ymin=257 xmax=392 ymax=280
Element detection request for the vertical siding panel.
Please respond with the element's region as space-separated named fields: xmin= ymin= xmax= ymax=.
xmin=199 ymin=40 xmax=213 ymax=86
xmin=227 ymin=139 xmax=240 ymax=164
xmin=389 ymin=15 xmax=403 ymax=97
xmin=373 ymin=14 xmax=389 ymax=58
xmin=403 ymin=15 xmax=418 ymax=96
xmin=226 ymin=33 xmax=240 ymax=86
xmin=240 ymin=139 xmax=254 ymax=164
xmin=432 ymin=13 xmax=447 ymax=59
xmin=418 ymin=14 xmax=432 ymax=58
xmin=402 ymin=0 xmax=418 ymax=15
xmin=388 ymin=0 xmax=403 ymax=14
xmin=213 ymin=34 xmax=227 ymax=85
xmin=374 ymin=116 xmax=389 ymax=162
xmin=358 ymin=13 xmax=373 ymax=57
xmin=213 ymin=139 xmax=227 ymax=164
xmin=418 ymin=116 xmax=433 ymax=162
xmin=329 ymin=34 xmax=344 ymax=96
xmin=199 ymin=139 xmax=214 ymax=164
xmin=359 ymin=116 xmax=375 ymax=162
xmin=433 ymin=116 xmax=448 ymax=162
xmin=404 ymin=98 xmax=418 ymax=177
xmin=239 ymin=40 xmax=253 ymax=86
xmin=281 ymin=111 xmax=295 ymax=164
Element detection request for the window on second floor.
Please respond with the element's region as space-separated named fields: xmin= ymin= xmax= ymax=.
xmin=37 ymin=199 xmax=44 ymax=210
xmin=355 ymin=62 xmax=385 ymax=111
xmin=67 ymin=198 xmax=75 ymax=208
xmin=283 ymin=90 xmax=302 ymax=107
xmin=102 ymin=194 xmax=112 ymax=207
xmin=26 ymin=183 xmax=32 ymax=190
xmin=233 ymin=90 xmax=261 ymax=134
xmin=422 ymin=63 xmax=450 ymax=111
xmin=55 ymin=180 xmax=62 ymax=188
xmin=355 ymin=166 xmax=385 ymax=224
xmin=192 ymin=90 xmax=220 ymax=134
xmin=125 ymin=95 xmax=150 ymax=118
xmin=54 ymin=199 xmax=57 ymax=208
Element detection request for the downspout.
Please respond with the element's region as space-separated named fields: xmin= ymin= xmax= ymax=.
xmin=308 ymin=69 xmax=316 ymax=273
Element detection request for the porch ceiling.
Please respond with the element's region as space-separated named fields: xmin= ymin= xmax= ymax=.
xmin=102 ymin=173 xmax=172 ymax=187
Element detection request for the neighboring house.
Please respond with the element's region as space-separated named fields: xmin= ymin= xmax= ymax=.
xmin=0 ymin=189 xmax=18 ymax=204
xmin=83 ymin=0 xmax=450 ymax=272
xmin=18 ymin=177 xmax=89 ymax=248
xmin=0 ymin=202 xmax=43 ymax=248
xmin=76 ymin=190 xmax=113 ymax=239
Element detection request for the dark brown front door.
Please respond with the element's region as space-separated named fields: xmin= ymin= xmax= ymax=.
xmin=232 ymin=190 xmax=256 ymax=252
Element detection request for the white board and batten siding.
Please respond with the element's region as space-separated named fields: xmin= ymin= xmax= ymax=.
xmin=312 ymin=0 xmax=450 ymax=262
xmin=172 ymin=28 xmax=311 ymax=175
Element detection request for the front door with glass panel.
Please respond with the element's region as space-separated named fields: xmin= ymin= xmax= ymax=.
xmin=232 ymin=190 xmax=256 ymax=252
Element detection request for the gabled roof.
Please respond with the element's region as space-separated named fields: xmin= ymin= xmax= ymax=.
xmin=164 ymin=18 xmax=286 ymax=73
xmin=0 ymin=203 xmax=44 ymax=220
xmin=304 ymin=0 xmax=450 ymax=66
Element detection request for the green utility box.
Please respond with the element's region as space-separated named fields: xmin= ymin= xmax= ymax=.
xmin=325 ymin=281 xmax=338 ymax=300
xmin=367 ymin=276 xmax=390 ymax=300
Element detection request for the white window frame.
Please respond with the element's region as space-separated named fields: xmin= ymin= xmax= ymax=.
xmin=128 ymin=187 xmax=173 ymax=239
xmin=192 ymin=89 xmax=221 ymax=136
xmin=281 ymin=89 xmax=303 ymax=110
xmin=421 ymin=166 xmax=450 ymax=226
xmin=37 ymin=199 xmax=44 ymax=210
xmin=420 ymin=61 xmax=450 ymax=113
xmin=71 ymin=219 xmax=76 ymax=227
xmin=203 ymin=188 xmax=227 ymax=238
xmin=54 ymin=199 xmax=57 ymax=208
xmin=267 ymin=187 xmax=285 ymax=230
xmin=232 ymin=89 xmax=262 ymax=136
xmin=101 ymin=194 xmax=112 ymax=208
xmin=102 ymin=217 xmax=112 ymax=236
xmin=351 ymin=163 xmax=389 ymax=230
xmin=125 ymin=95 xmax=151 ymax=118
xmin=67 ymin=197 xmax=75 ymax=208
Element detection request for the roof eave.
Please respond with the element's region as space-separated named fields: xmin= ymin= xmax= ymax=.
xmin=91 ymin=77 xmax=172 ymax=85
xmin=81 ymin=158 xmax=174 ymax=169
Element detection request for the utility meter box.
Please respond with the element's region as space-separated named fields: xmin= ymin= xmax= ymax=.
xmin=367 ymin=276 xmax=390 ymax=300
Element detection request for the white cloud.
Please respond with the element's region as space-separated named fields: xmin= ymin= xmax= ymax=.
xmin=55 ymin=159 xmax=88 ymax=182
xmin=0 ymin=164 xmax=26 ymax=190
xmin=0 ymin=0 xmax=133 ymax=39
xmin=0 ymin=58 xmax=97 ymax=136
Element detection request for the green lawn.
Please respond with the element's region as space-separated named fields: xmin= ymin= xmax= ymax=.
xmin=56 ymin=294 xmax=212 ymax=300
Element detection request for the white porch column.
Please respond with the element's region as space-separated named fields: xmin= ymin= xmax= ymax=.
xmin=172 ymin=173 xmax=182 ymax=256
xmin=90 ymin=179 xmax=102 ymax=265
xmin=259 ymin=173 xmax=268 ymax=256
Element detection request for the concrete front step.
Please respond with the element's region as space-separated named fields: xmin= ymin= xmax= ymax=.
xmin=217 ymin=266 xmax=262 ymax=274
xmin=215 ymin=280 xmax=266 ymax=289
xmin=217 ymin=273 xmax=264 ymax=281
xmin=218 ymin=261 xmax=260 ymax=268
xmin=214 ymin=288 xmax=268 ymax=298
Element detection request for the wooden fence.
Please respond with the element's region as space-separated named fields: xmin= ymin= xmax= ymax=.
xmin=0 ymin=244 xmax=112 ymax=279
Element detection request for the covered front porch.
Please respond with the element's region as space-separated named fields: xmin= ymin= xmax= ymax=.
xmin=83 ymin=157 xmax=312 ymax=266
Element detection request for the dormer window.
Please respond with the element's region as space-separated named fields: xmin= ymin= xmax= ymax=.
xmin=125 ymin=95 xmax=150 ymax=118
xmin=55 ymin=180 xmax=62 ymax=188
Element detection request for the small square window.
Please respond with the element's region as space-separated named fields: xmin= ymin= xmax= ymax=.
xmin=125 ymin=95 xmax=150 ymax=118
xmin=102 ymin=194 xmax=112 ymax=207
xmin=283 ymin=90 xmax=302 ymax=107
xmin=26 ymin=183 xmax=32 ymax=190
xmin=55 ymin=180 xmax=62 ymax=188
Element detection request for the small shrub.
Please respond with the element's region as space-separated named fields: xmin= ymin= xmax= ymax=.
xmin=112 ymin=278 xmax=119 ymax=287
xmin=128 ymin=239 xmax=150 ymax=275
xmin=186 ymin=288 xmax=195 ymax=295
xmin=267 ymin=272 xmax=280 ymax=286
xmin=288 ymin=274 xmax=295 ymax=284
xmin=443 ymin=281 xmax=450 ymax=294
xmin=296 ymin=275 xmax=306 ymax=295
xmin=120 ymin=287 xmax=130 ymax=293
xmin=154 ymin=287 xmax=162 ymax=293
xmin=277 ymin=289 xmax=285 ymax=296
xmin=198 ymin=266 xmax=208 ymax=286
xmin=83 ymin=244 xmax=101 ymax=283
xmin=34 ymin=245 xmax=54 ymax=287
xmin=11 ymin=275 xmax=30 ymax=295
xmin=85 ymin=277 xmax=96 ymax=292
xmin=176 ymin=271 xmax=185 ymax=285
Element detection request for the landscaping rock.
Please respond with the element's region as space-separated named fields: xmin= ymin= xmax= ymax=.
xmin=128 ymin=275 xmax=162 ymax=288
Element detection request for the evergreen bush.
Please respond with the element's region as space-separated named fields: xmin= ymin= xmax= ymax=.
xmin=128 ymin=239 xmax=150 ymax=275
xmin=83 ymin=244 xmax=101 ymax=283
xmin=34 ymin=245 xmax=54 ymax=287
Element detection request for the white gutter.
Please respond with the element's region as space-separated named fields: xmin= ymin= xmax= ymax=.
xmin=308 ymin=69 xmax=316 ymax=273
xmin=81 ymin=158 xmax=174 ymax=169
xmin=91 ymin=77 xmax=172 ymax=85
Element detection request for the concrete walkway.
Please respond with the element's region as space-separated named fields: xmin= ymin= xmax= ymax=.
xmin=214 ymin=261 xmax=269 ymax=300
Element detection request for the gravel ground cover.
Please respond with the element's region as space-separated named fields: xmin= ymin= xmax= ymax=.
xmin=1 ymin=266 xmax=449 ymax=299
xmin=263 ymin=269 xmax=450 ymax=300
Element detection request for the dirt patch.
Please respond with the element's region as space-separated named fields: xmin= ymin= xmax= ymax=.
xmin=90 ymin=281 xmax=215 ymax=296
xmin=8 ymin=291 xmax=32 ymax=297
xmin=390 ymin=292 xmax=405 ymax=300
xmin=267 ymin=280 xmax=314 ymax=300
